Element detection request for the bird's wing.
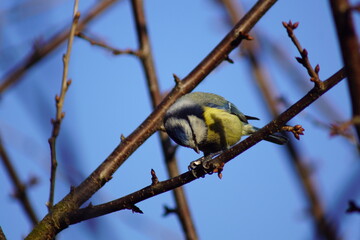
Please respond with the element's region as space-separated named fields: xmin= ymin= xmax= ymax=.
xmin=203 ymin=101 xmax=251 ymax=124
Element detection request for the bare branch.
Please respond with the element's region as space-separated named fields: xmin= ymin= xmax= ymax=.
xmin=282 ymin=21 xmax=323 ymax=88
xmin=64 ymin=67 xmax=346 ymax=225
xmin=0 ymin=0 xmax=120 ymax=96
xmin=25 ymin=1 xmax=280 ymax=239
xmin=217 ymin=1 xmax=342 ymax=238
xmin=0 ymin=135 xmax=38 ymax=225
xmin=47 ymin=0 xmax=80 ymax=212
xmin=329 ymin=0 xmax=360 ymax=142
xmin=76 ymin=32 xmax=141 ymax=56
xmin=130 ymin=0 xmax=198 ymax=238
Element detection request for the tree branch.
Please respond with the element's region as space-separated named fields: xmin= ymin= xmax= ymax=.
xmin=47 ymin=0 xmax=80 ymax=212
xmin=329 ymin=0 xmax=360 ymax=142
xmin=76 ymin=32 xmax=141 ymax=56
xmin=217 ymin=1 xmax=341 ymax=238
xmin=66 ymin=67 xmax=346 ymax=225
xmin=0 ymin=135 xmax=38 ymax=225
xmin=0 ymin=0 xmax=120 ymax=96
xmin=130 ymin=0 xmax=198 ymax=239
xmin=25 ymin=1 xmax=278 ymax=239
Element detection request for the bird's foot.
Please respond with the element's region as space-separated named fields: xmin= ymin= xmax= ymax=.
xmin=188 ymin=152 xmax=223 ymax=178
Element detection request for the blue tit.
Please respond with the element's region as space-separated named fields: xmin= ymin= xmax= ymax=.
xmin=164 ymin=92 xmax=287 ymax=156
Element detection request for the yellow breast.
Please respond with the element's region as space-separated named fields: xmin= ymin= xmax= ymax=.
xmin=202 ymin=107 xmax=243 ymax=150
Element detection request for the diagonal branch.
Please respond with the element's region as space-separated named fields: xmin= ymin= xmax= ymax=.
xmin=25 ymin=1 xmax=278 ymax=239
xmin=0 ymin=135 xmax=38 ymax=225
xmin=0 ymin=0 xmax=120 ymax=96
xmin=67 ymin=67 xmax=346 ymax=225
xmin=130 ymin=0 xmax=198 ymax=239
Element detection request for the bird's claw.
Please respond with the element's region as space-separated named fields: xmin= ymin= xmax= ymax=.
xmin=188 ymin=159 xmax=203 ymax=171
xmin=188 ymin=156 xmax=216 ymax=178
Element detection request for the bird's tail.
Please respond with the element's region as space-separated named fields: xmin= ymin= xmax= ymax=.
xmin=251 ymin=126 xmax=288 ymax=145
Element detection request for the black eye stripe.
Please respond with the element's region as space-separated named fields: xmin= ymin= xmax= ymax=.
xmin=164 ymin=104 xmax=204 ymax=122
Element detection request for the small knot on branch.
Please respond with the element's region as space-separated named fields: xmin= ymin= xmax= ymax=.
xmin=282 ymin=125 xmax=305 ymax=140
xmin=224 ymin=55 xmax=234 ymax=64
xmin=173 ymin=74 xmax=182 ymax=86
xmin=126 ymin=204 xmax=143 ymax=214
xmin=239 ymin=32 xmax=254 ymax=40
xmin=55 ymin=95 xmax=60 ymax=103
xmin=120 ymin=134 xmax=126 ymax=142
xmin=151 ymin=169 xmax=159 ymax=185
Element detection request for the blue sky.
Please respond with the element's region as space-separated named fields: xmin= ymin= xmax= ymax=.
xmin=1 ymin=0 xmax=359 ymax=239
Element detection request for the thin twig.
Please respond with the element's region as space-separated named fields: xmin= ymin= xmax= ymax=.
xmin=329 ymin=0 xmax=360 ymax=142
xmin=0 ymin=0 xmax=120 ymax=96
xmin=66 ymin=67 xmax=346 ymax=225
xmin=130 ymin=0 xmax=198 ymax=239
xmin=0 ymin=135 xmax=38 ymax=225
xmin=76 ymin=32 xmax=141 ymax=56
xmin=47 ymin=0 xmax=80 ymax=212
xmin=282 ymin=21 xmax=323 ymax=88
xmin=25 ymin=1 xmax=279 ymax=239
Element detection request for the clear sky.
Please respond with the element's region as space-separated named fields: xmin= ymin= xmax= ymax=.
xmin=1 ymin=0 xmax=359 ymax=239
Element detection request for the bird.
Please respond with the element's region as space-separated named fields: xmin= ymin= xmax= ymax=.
xmin=163 ymin=92 xmax=287 ymax=157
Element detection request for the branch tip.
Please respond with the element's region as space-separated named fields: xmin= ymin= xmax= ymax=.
xmin=239 ymin=31 xmax=254 ymax=40
xmin=126 ymin=204 xmax=143 ymax=214
xmin=173 ymin=74 xmax=181 ymax=85
xmin=282 ymin=125 xmax=305 ymax=140
xmin=151 ymin=169 xmax=159 ymax=185
xmin=225 ymin=55 xmax=234 ymax=64
xmin=120 ymin=134 xmax=126 ymax=142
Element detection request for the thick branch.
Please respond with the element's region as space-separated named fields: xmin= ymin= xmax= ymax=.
xmin=329 ymin=0 xmax=360 ymax=141
xmin=130 ymin=0 xmax=198 ymax=239
xmin=25 ymin=1 xmax=278 ymax=239
xmin=67 ymin=67 xmax=346 ymax=224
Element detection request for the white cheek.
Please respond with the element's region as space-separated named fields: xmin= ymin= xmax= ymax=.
xmin=188 ymin=115 xmax=206 ymax=144
xmin=165 ymin=118 xmax=195 ymax=148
